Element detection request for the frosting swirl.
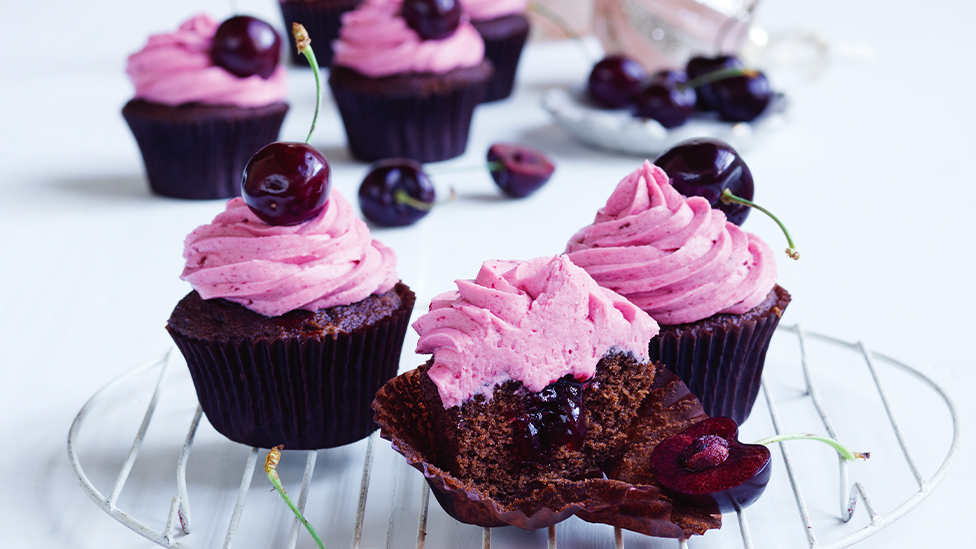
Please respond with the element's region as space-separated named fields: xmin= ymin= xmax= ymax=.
xmin=181 ymin=192 xmax=398 ymax=317
xmin=413 ymin=255 xmax=658 ymax=409
xmin=126 ymin=13 xmax=287 ymax=107
xmin=565 ymin=161 xmax=777 ymax=325
xmin=332 ymin=0 xmax=485 ymax=78
xmin=460 ymin=0 xmax=527 ymax=21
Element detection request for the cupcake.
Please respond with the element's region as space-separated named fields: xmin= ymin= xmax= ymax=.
xmin=565 ymin=161 xmax=790 ymax=424
xmin=123 ymin=14 xmax=288 ymax=200
xmin=167 ymin=191 xmax=415 ymax=449
xmin=373 ymin=255 xmax=720 ymax=538
xmin=277 ymin=0 xmax=363 ymax=67
xmin=461 ymin=0 xmax=530 ymax=102
xmin=329 ymin=0 xmax=493 ymax=162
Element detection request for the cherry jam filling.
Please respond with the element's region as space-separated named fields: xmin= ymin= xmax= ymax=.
xmin=510 ymin=375 xmax=588 ymax=462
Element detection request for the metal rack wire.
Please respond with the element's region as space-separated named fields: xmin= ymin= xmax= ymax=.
xmin=67 ymin=325 xmax=960 ymax=549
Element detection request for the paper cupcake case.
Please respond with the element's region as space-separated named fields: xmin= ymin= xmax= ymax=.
xmin=649 ymin=285 xmax=792 ymax=424
xmin=328 ymin=63 xmax=492 ymax=162
xmin=170 ymin=287 xmax=415 ymax=450
xmin=471 ymin=14 xmax=530 ymax=102
xmin=122 ymin=100 xmax=288 ymax=200
xmin=372 ymin=362 xmax=720 ymax=538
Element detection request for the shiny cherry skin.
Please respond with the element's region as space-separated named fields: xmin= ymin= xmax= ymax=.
xmin=654 ymin=138 xmax=754 ymax=225
xmin=242 ymin=142 xmax=331 ymax=226
xmin=358 ymin=158 xmax=435 ymax=227
xmin=587 ymin=55 xmax=647 ymax=109
xmin=487 ymin=143 xmax=556 ymax=198
xmin=649 ymin=417 xmax=771 ymax=514
xmin=685 ymin=55 xmax=744 ymax=112
xmin=711 ymin=71 xmax=772 ymax=122
xmin=633 ymin=71 xmax=696 ymax=129
xmin=402 ymin=0 xmax=462 ymax=40
xmin=211 ymin=16 xmax=282 ymax=79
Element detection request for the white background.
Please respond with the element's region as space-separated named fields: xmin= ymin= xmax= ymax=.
xmin=0 ymin=1 xmax=972 ymax=548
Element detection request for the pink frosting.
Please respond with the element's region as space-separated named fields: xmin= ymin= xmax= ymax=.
xmin=180 ymin=192 xmax=398 ymax=317
xmin=332 ymin=0 xmax=485 ymax=78
xmin=126 ymin=13 xmax=287 ymax=107
xmin=413 ymin=255 xmax=658 ymax=409
xmin=461 ymin=0 xmax=527 ymax=21
xmin=565 ymin=161 xmax=777 ymax=326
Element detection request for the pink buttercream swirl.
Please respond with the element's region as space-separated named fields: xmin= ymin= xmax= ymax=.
xmin=565 ymin=161 xmax=777 ymax=326
xmin=461 ymin=0 xmax=527 ymax=21
xmin=413 ymin=255 xmax=658 ymax=409
xmin=181 ymin=192 xmax=398 ymax=317
xmin=332 ymin=0 xmax=485 ymax=78
xmin=126 ymin=13 xmax=287 ymax=107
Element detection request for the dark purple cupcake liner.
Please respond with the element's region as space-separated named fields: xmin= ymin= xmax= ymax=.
xmin=328 ymin=63 xmax=491 ymax=162
xmin=648 ymin=285 xmax=791 ymax=424
xmin=472 ymin=14 xmax=530 ymax=102
xmin=278 ymin=0 xmax=361 ymax=67
xmin=122 ymin=100 xmax=287 ymax=200
xmin=372 ymin=363 xmax=719 ymax=538
xmin=170 ymin=287 xmax=415 ymax=450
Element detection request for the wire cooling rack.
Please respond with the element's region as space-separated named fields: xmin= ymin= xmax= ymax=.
xmin=67 ymin=324 xmax=960 ymax=549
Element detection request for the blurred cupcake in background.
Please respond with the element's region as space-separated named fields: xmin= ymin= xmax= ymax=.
xmin=277 ymin=0 xmax=363 ymax=67
xmin=461 ymin=0 xmax=530 ymax=102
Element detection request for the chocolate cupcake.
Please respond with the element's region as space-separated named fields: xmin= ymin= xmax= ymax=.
xmin=124 ymin=14 xmax=288 ymax=200
xmin=374 ymin=256 xmax=720 ymax=537
xmin=277 ymin=0 xmax=362 ymax=67
xmin=329 ymin=0 xmax=492 ymax=162
xmin=463 ymin=0 xmax=530 ymax=102
xmin=566 ymin=161 xmax=790 ymax=424
xmin=167 ymin=192 xmax=414 ymax=449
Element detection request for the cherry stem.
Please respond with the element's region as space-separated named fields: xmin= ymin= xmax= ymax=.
xmin=265 ymin=446 xmax=327 ymax=549
xmin=292 ymin=23 xmax=321 ymax=144
xmin=394 ymin=188 xmax=456 ymax=211
xmin=720 ymin=188 xmax=800 ymax=260
xmin=680 ymin=67 xmax=759 ymax=91
xmin=527 ymin=2 xmax=597 ymax=63
xmin=753 ymin=433 xmax=871 ymax=462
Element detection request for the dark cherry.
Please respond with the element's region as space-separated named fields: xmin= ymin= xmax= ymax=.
xmin=685 ymin=55 xmax=744 ymax=112
xmin=211 ymin=16 xmax=282 ymax=79
xmin=632 ymin=71 xmax=696 ymax=129
xmin=711 ymin=71 xmax=772 ymax=122
xmin=487 ymin=143 xmax=556 ymax=198
xmin=649 ymin=417 xmax=771 ymax=514
xmin=358 ymin=158 xmax=436 ymax=227
xmin=587 ymin=55 xmax=647 ymax=109
xmin=402 ymin=0 xmax=462 ymax=40
xmin=242 ymin=142 xmax=331 ymax=226
xmin=511 ymin=376 xmax=587 ymax=462
xmin=654 ymin=138 xmax=754 ymax=225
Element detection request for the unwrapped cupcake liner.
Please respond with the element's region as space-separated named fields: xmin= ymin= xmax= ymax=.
xmin=170 ymin=287 xmax=415 ymax=450
xmin=122 ymin=100 xmax=287 ymax=200
xmin=372 ymin=362 xmax=719 ymax=538
xmin=328 ymin=64 xmax=491 ymax=162
xmin=472 ymin=14 xmax=530 ymax=102
xmin=278 ymin=0 xmax=361 ymax=67
xmin=648 ymin=285 xmax=791 ymax=424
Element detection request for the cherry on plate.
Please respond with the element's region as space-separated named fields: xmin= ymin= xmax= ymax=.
xmin=686 ymin=55 xmax=744 ymax=112
xmin=632 ymin=71 xmax=696 ymax=129
xmin=487 ymin=143 xmax=556 ymax=198
xmin=654 ymin=138 xmax=754 ymax=225
xmin=242 ymin=142 xmax=331 ymax=226
xmin=358 ymin=158 xmax=436 ymax=227
xmin=211 ymin=15 xmax=282 ymax=79
xmin=587 ymin=55 xmax=647 ymax=109
xmin=402 ymin=0 xmax=462 ymax=40
xmin=711 ymin=71 xmax=772 ymax=122
xmin=648 ymin=416 xmax=771 ymax=514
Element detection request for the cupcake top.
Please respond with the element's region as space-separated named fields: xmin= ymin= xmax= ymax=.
xmin=126 ymin=13 xmax=287 ymax=107
xmin=413 ymin=255 xmax=658 ymax=409
xmin=565 ymin=160 xmax=777 ymax=325
xmin=180 ymin=191 xmax=398 ymax=317
xmin=460 ymin=0 xmax=527 ymax=21
xmin=332 ymin=0 xmax=485 ymax=78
